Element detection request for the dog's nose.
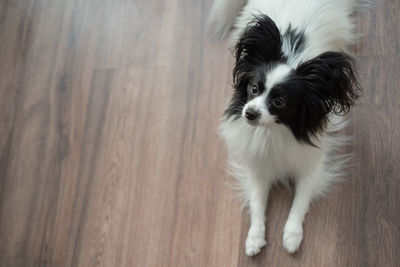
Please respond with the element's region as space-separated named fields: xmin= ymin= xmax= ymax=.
xmin=245 ymin=108 xmax=260 ymax=121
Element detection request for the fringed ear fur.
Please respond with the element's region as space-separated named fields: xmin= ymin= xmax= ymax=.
xmin=296 ymin=51 xmax=362 ymax=115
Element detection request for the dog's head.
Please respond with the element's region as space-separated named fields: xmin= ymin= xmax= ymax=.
xmin=225 ymin=15 xmax=361 ymax=145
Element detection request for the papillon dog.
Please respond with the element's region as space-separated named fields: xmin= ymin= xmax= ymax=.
xmin=209 ymin=0 xmax=362 ymax=256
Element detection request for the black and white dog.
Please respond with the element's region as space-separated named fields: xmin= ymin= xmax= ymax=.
xmin=209 ymin=0 xmax=362 ymax=256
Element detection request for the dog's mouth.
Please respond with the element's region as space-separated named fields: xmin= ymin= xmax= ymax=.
xmin=244 ymin=117 xmax=282 ymax=127
xmin=244 ymin=116 xmax=277 ymax=127
xmin=245 ymin=118 xmax=259 ymax=126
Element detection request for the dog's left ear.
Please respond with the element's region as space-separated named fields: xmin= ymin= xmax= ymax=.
xmin=296 ymin=51 xmax=361 ymax=115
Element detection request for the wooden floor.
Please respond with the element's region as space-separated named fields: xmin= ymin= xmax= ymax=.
xmin=0 ymin=0 xmax=399 ymax=266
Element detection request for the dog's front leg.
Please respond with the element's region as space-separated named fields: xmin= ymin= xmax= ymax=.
xmin=283 ymin=162 xmax=326 ymax=253
xmin=245 ymin=174 xmax=271 ymax=256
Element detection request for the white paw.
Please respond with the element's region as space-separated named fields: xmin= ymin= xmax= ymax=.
xmin=245 ymin=235 xmax=267 ymax=256
xmin=282 ymin=221 xmax=303 ymax=254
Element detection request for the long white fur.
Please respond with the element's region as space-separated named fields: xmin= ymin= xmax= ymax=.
xmin=212 ymin=0 xmax=360 ymax=256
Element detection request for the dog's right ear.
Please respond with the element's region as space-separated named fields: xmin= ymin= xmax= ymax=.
xmin=233 ymin=15 xmax=283 ymax=89
xmin=235 ymin=15 xmax=283 ymax=63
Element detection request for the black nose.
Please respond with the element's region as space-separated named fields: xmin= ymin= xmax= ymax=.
xmin=245 ymin=108 xmax=260 ymax=121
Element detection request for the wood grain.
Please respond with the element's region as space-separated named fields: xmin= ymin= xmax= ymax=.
xmin=0 ymin=0 xmax=399 ymax=266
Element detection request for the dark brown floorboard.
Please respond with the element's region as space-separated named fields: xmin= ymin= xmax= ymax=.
xmin=0 ymin=0 xmax=399 ymax=266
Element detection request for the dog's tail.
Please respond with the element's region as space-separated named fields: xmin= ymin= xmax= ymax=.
xmin=208 ymin=0 xmax=247 ymax=38
xmin=345 ymin=0 xmax=374 ymax=10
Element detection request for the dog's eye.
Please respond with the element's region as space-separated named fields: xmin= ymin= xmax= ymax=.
xmin=272 ymin=97 xmax=286 ymax=108
xmin=250 ymin=85 xmax=259 ymax=95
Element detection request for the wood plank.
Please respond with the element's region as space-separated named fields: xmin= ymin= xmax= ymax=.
xmin=0 ymin=0 xmax=399 ymax=266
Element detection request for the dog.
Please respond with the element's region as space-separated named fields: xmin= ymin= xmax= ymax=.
xmin=209 ymin=0 xmax=362 ymax=256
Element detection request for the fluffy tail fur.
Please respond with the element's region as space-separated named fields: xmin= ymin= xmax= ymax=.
xmin=208 ymin=0 xmax=368 ymax=39
xmin=208 ymin=0 xmax=247 ymax=38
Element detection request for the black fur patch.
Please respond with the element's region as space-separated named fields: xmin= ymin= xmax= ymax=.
xmin=283 ymin=25 xmax=305 ymax=55
xmin=267 ymin=52 xmax=361 ymax=145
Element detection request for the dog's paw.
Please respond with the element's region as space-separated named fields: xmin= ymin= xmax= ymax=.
xmin=245 ymin=235 xmax=267 ymax=256
xmin=282 ymin=221 xmax=303 ymax=254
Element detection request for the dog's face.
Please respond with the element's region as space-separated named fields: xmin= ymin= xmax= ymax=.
xmin=225 ymin=15 xmax=360 ymax=144
xmin=240 ymin=63 xmax=293 ymax=127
